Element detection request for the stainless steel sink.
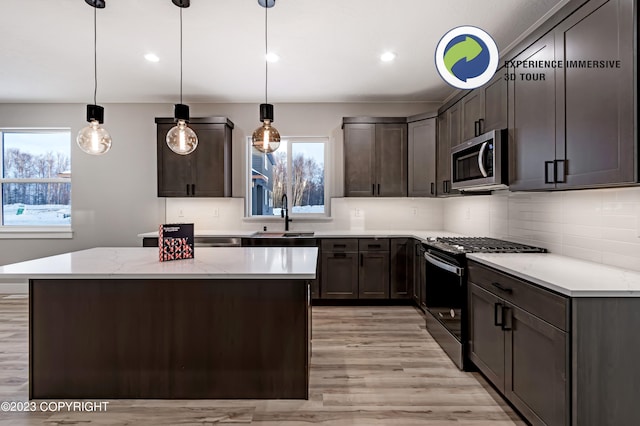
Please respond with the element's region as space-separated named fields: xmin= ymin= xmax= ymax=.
xmin=250 ymin=231 xmax=315 ymax=238
xmin=282 ymin=232 xmax=315 ymax=238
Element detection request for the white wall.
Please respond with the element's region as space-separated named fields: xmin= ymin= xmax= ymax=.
xmin=443 ymin=187 xmax=640 ymax=272
xmin=0 ymin=101 xmax=438 ymax=268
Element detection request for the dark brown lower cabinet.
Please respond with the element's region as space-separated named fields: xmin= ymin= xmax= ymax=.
xmin=390 ymin=238 xmax=413 ymax=299
xmin=359 ymin=251 xmax=389 ymax=299
xmin=320 ymin=251 xmax=358 ymax=299
xmin=412 ymin=241 xmax=423 ymax=307
xmin=469 ymin=261 xmax=571 ymax=426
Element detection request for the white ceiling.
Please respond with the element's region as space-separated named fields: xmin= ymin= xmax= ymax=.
xmin=0 ymin=0 xmax=566 ymax=104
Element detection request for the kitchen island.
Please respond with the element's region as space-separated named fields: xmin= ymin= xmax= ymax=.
xmin=0 ymin=247 xmax=318 ymax=400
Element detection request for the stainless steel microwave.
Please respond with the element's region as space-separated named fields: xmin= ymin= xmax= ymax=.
xmin=451 ymin=129 xmax=508 ymax=192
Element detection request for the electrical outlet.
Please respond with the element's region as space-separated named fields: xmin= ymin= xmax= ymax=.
xmin=178 ymin=209 xmax=184 ymax=218
xmin=213 ymin=208 xmax=219 ymax=217
xmin=412 ymin=208 xmax=418 ymax=216
xmin=355 ymin=208 xmax=361 ymax=217
xmin=465 ymin=207 xmax=471 ymax=220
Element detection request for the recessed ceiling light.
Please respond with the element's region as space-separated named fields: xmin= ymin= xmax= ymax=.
xmin=380 ymin=51 xmax=396 ymax=62
xmin=265 ymin=52 xmax=280 ymax=63
xmin=144 ymin=53 xmax=160 ymax=63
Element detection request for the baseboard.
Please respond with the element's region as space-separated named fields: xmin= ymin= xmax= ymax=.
xmin=0 ymin=281 xmax=28 ymax=294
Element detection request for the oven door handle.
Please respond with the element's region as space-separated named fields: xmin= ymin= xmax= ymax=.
xmin=424 ymin=252 xmax=463 ymax=277
xmin=478 ymin=141 xmax=489 ymax=178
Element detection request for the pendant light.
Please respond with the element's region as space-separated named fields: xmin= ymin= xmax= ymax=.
xmin=252 ymin=0 xmax=281 ymax=153
xmin=166 ymin=0 xmax=198 ymax=156
xmin=77 ymin=0 xmax=112 ymax=156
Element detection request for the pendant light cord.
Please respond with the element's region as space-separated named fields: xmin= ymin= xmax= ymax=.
xmin=93 ymin=6 xmax=97 ymax=105
xmin=180 ymin=7 xmax=183 ymax=104
xmin=264 ymin=3 xmax=268 ymax=105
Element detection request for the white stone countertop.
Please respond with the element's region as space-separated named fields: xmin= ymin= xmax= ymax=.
xmin=467 ymin=253 xmax=640 ymax=297
xmin=137 ymin=229 xmax=463 ymax=242
xmin=0 ymin=247 xmax=318 ymax=280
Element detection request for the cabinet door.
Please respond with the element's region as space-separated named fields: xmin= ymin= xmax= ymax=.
xmin=505 ymin=304 xmax=568 ymax=426
xmin=343 ymin=123 xmax=376 ymax=197
xmin=320 ymin=252 xmax=358 ymax=299
xmin=412 ymin=241 xmax=422 ymax=306
xmin=461 ymin=90 xmax=483 ymax=141
xmin=436 ymin=112 xmax=450 ymax=196
xmin=448 ymin=102 xmax=462 ymax=147
xmin=408 ymin=118 xmax=437 ymax=197
xmin=375 ymin=123 xmax=407 ymax=197
xmin=482 ymin=72 xmax=507 ymax=132
xmin=390 ymin=239 xmax=413 ymax=299
xmin=359 ymin=252 xmax=390 ymax=299
xmin=157 ymin=123 xmax=193 ymax=197
xmin=555 ymin=0 xmax=635 ymax=188
xmin=468 ymin=283 xmax=506 ymax=393
xmin=192 ymin=125 xmax=230 ymax=197
xmin=508 ymin=33 xmax=557 ymax=191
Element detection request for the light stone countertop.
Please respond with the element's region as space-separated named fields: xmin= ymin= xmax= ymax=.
xmin=0 ymin=247 xmax=318 ymax=280
xmin=467 ymin=253 xmax=640 ymax=298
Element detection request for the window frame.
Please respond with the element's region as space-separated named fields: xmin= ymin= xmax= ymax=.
xmin=0 ymin=128 xmax=73 ymax=238
xmin=245 ymin=136 xmax=330 ymax=220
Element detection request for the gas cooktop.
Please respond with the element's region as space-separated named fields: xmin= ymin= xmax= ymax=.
xmin=425 ymin=237 xmax=547 ymax=255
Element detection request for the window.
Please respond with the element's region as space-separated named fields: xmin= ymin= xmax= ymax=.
xmin=1 ymin=129 xmax=71 ymax=229
xmin=248 ymin=137 xmax=328 ymax=217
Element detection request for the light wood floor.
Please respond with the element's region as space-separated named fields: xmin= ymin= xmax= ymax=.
xmin=0 ymin=296 xmax=525 ymax=425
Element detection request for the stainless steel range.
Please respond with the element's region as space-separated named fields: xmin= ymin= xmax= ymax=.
xmin=421 ymin=237 xmax=546 ymax=370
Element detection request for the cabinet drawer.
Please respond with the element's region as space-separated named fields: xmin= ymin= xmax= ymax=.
xmin=468 ymin=261 xmax=568 ymax=331
xmin=321 ymin=239 xmax=358 ymax=252
xmin=358 ymin=239 xmax=390 ymax=252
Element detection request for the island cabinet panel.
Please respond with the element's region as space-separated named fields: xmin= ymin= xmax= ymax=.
xmin=156 ymin=117 xmax=233 ymax=197
xmin=30 ymin=278 xmax=309 ymax=399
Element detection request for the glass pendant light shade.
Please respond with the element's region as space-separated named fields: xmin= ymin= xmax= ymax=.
xmin=166 ymin=120 xmax=198 ymax=155
xmin=252 ymin=120 xmax=281 ymax=153
xmin=251 ymin=103 xmax=280 ymax=153
xmin=166 ymin=103 xmax=198 ymax=155
xmin=77 ymin=104 xmax=112 ymax=155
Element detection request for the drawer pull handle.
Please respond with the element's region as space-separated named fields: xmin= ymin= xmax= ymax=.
xmin=494 ymin=302 xmax=503 ymax=327
xmin=491 ymin=282 xmax=513 ymax=294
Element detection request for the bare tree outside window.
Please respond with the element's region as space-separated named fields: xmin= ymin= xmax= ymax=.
xmin=250 ymin=138 xmax=326 ymax=216
xmin=1 ymin=131 xmax=71 ymax=227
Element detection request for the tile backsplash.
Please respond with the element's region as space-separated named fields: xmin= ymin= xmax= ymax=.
xmin=443 ymin=187 xmax=640 ymax=272
xmin=165 ymin=197 xmax=444 ymax=233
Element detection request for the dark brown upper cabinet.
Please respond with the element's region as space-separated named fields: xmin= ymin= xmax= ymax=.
xmin=509 ymin=0 xmax=636 ymax=190
xmin=156 ymin=117 xmax=233 ymax=197
xmin=461 ymin=72 xmax=508 ymax=142
xmin=436 ymin=108 xmax=460 ymax=196
xmin=508 ymin=33 xmax=557 ymax=191
xmin=407 ymin=114 xmax=437 ymax=197
xmin=554 ymin=0 xmax=635 ymax=188
xmin=343 ymin=118 xmax=407 ymax=197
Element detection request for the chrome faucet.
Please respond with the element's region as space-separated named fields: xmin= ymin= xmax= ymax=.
xmin=281 ymin=194 xmax=292 ymax=231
